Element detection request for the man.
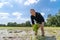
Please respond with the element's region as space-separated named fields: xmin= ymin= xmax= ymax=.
xmin=30 ymin=9 xmax=45 ymax=36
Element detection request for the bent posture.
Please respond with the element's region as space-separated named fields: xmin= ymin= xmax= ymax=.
xmin=30 ymin=9 xmax=45 ymax=36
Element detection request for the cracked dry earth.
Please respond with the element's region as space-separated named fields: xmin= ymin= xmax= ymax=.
xmin=0 ymin=29 xmax=60 ymax=40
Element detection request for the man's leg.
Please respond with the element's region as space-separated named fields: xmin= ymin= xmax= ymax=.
xmin=40 ymin=22 xmax=45 ymax=36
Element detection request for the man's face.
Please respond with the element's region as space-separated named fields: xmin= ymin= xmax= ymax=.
xmin=30 ymin=10 xmax=35 ymax=15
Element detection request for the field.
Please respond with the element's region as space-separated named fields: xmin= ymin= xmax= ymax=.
xmin=0 ymin=27 xmax=60 ymax=40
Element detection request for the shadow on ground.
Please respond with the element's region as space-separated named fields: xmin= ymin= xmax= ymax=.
xmin=37 ymin=35 xmax=56 ymax=40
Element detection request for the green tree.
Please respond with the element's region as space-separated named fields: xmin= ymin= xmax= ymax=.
xmin=47 ymin=10 xmax=60 ymax=27
xmin=7 ymin=22 xmax=17 ymax=27
xmin=25 ymin=21 xmax=31 ymax=27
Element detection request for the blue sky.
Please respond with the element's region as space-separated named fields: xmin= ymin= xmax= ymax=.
xmin=0 ymin=0 xmax=60 ymax=24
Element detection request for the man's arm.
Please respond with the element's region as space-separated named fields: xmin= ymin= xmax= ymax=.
xmin=31 ymin=16 xmax=35 ymax=26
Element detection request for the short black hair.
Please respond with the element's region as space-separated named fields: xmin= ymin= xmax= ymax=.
xmin=30 ymin=9 xmax=35 ymax=11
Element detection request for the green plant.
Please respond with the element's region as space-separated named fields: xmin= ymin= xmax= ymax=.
xmin=33 ymin=24 xmax=39 ymax=32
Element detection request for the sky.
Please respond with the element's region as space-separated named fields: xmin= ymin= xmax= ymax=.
xmin=0 ymin=0 xmax=60 ymax=24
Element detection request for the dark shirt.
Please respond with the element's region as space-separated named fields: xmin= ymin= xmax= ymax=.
xmin=31 ymin=12 xmax=44 ymax=24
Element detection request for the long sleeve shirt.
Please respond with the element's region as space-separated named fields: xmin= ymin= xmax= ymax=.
xmin=31 ymin=12 xmax=44 ymax=24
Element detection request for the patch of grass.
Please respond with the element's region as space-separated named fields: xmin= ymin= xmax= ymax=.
xmin=0 ymin=27 xmax=60 ymax=40
xmin=0 ymin=27 xmax=32 ymax=30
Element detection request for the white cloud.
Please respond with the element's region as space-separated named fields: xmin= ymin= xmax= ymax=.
xmin=12 ymin=12 xmax=22 ymax=20
xmin=20 ymin=18 xmax=30 ymax=21
xmin=0 ymin=12 xmax=23 ymax=20
xmin=0 ymin=12 xmax=30 ymax=24
xmin=0 ymin=1 xmax=13 ymax=8
xmin=0 ymin=2 xmax=4 ymax=8
xmin=0 ymin=13 xmax=9 ymax=19
xmin=41 ymin=12 xmax=45 ymax=16
xmin=24 ymin=0 xmax=39 ymax=5
xmin=12 ymin=12 xmax=30 ymax=23
xmin=15 ymin=0 xmax=24 ymax=4
xmin=0 ymin=0 xmax=39 ymax=7
xmin=50 ymin=0 xmax=56 ymax=2
xmin=4 ymin=2 xmax=13 ymax=7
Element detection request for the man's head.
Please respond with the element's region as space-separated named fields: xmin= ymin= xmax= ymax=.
xmin=30 ymin=9 xmax=36 ymax=15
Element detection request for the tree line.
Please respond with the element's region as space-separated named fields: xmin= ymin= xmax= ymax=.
xmin=0 ymin=21 xmax=31 ymax=27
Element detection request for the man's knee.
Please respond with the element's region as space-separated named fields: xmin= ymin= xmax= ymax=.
xmin=41 ymin=22 xmax=44 ymax=27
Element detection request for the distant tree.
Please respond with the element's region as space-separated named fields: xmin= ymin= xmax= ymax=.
xmin=47 ymin=10 xmax=60 ymax=27
xmin=20 ymin=23 xmax=26 ymax=27
xmin=25 ymin=21 xmax=31 ymax=27
xmin=48 ymin=14 xmax=52 ymax=18
xmin=0 ymin=24 xmax=6 ymax=26
xmin=55 ymin=10 xmax=60 ymax=26
xmin=7 ymin=22 xmax=17 ymax=27
xmin=46 ymin=14 xmax=52 ymax=26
